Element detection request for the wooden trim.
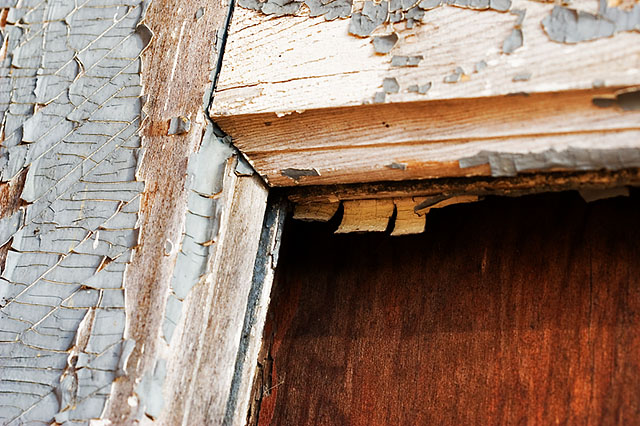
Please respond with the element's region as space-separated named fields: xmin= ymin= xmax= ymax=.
xmin=284 ymin=168 xmax=640 ymax=204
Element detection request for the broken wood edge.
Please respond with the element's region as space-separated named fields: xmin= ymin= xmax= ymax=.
xmin=283 ymin=169 xmax=640 ymax=204
xmin=292 ymin=201 xmax=340 ymax=222
xmin=336 ymin=199 xmax=396 ymax=233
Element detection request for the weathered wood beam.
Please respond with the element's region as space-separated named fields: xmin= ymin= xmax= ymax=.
xmin=211 ymin=0 xmax=640 ymax=187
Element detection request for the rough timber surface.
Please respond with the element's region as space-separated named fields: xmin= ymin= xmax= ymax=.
xmin=211 ymin=0 xmax=640 ymax=187
xmin=101 ymin=0 xmax=235 ymax=421
xmin=0 ymin=0 xmax=273 ymax=423
xmin=255 ymin=191 xmax=640 ymax=425
xmin=218 ymin=89 xmax=640 ymax=186
xmin=212 ymin=0 xmax=640 ymax=116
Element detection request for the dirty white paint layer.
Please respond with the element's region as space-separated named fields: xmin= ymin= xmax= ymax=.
xmin=163 ymin=126 xmax=233 ymax=343
xmin=0 ymin=0 xmax=148 ymax=423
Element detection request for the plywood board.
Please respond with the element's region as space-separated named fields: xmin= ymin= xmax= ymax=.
xmin=255 ymin=191 xmax=640 ymax=425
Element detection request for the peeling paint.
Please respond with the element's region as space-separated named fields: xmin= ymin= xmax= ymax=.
xmin=391 ymin=55 xmax=424 ymax=67
xmin=235 ymin=155 xmax=256 ymax=176
xmin=0 ymin=0 xmax=148 ymax=423
xmin=474 ymin=60 xmax=488 ymax=72
xmin=168 ymin=116 xmax=191 ymax=135
xmin=383 ymin=77 xmax=400 ymax=93
xmin=372 ymin=33 xmax=398 ymax=54
xmin=135 ymin=358 xmax=167 ymax=420
xmin=163 ymin=125 xmax=234 ymax=344
xmin=407 ymin=82 xmax=432 ymax=93
xmin=280 ymin=167 xmax=320 ymax=181
xmin=444 ymin=66 xmax=465 ymax=83
xmin=592 ymin=88 xmax=640 ymax=110
xmin=513 ymin=71 xmax=532 ymax=81
xmin=459 ymin=146 xmax=640 ymax=176
xmin=502 ymin=28 xmax=523 ymax=53
xmin=386 ymin=162 xmax=408 ymax=169
xmin=542 ymin=0 xmax=640 ymax=43
xmin=373 ymin=91 xmax=387 ymax=103
xmin=349 ymin=1 xmax=388 ymax=36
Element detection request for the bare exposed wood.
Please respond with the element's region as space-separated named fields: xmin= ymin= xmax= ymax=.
xmin=415 ymin=195 xmax=479 ymax=215
xmin=293 ymin=202 xmax=340 ymax=222
xmin=0 ymin=170 xmax=25 ymax=271
xmin=102 ymin=0 xmax=248 ymax=422
xmin=163 ymin=166 xmax=268 ymax=424
xmin=336 ymin=199 xmax=395 ymax=233
xmin=284 ymin=168 xmax=640 ymax=204
xmin=390 ymin=197 xmax=425 ymax=236
xmin=224 ymin=197 xmax=288 ymax=426
xmin=217 ymin=89 xmax=640 ymax=186
xmin=212 ymin=0 xmax=640 ymax=116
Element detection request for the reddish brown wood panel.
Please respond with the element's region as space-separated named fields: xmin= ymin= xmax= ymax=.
xmin=255 ymin=190 xmax=640 ymax=425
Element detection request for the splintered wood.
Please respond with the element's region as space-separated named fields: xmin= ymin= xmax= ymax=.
xmin=293 ymin=202 xmax=340 ymax=222
xmin=295 ymin=196 xmax=481 ymax=235
xmin=336 ymin=199 xmax=395 ymax=233
xmin=391 ymin=197 xmax=426 ymax=236
xmin=415 ymin=195 xmax=479 ymax=215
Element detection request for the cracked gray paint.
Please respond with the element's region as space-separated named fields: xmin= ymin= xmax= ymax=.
xmin=163 ymin=125 xmax=234 ymax=344
xmin=349 ymin=1 xmax=389 ymax=36
xmin=502 ymin=28 xmax=523 ymax=53
xmin=542 ymin=0 xmax=640 ymax=43
xmin=459 ymin=147 xmax=640 ymax=176
xmin=372 ymin=33 xmax=399 ymax=54
xmin=0 ymin=0 xmax=148 ymax=423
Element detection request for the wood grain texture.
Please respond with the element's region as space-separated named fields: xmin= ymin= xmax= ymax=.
xmin=102 ymin=0 xmax=239 ymax=421
xmin=218 ymin=89 xmax=640 ymax=186
xmin=285 ymin=168 xmax=640 ymax=204
xmin=256 ymin=191 xmax=640 ymax=425
xmin=336 ymin=199 xmax=395 ymax=233
xmin=0 ymin=170 xmax=25 ymax=272
xmin=168 ymin=168 xmax=268 ymax=424
xmin=212 ymin=0 xmax=640 ymax=116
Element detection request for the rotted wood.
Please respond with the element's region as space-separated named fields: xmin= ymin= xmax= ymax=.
xmin=217 ymin=90 xmax=640 ymax=186
xmin=211 ymin=0 xmax=640 ymax=187
xmin=284 ymin=168 xmax=640 ymax=204
xmin=253 ymin=190 xmax=640 ymax=425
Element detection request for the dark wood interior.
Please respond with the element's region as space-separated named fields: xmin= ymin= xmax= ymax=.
xmin=251 ymin=190 xmax=640 ymax=425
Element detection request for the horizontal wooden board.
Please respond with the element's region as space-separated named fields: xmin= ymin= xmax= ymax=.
xmin=285 ymin=169 xmax=640 ymax=203
xmin=212 ymin=0 xmax=640 ymax=116
xmin=218 ymin=89 xmax=640 ymax=186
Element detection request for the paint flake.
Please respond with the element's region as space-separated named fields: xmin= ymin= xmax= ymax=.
xmin=0 ymin=0 xmax=148 ymax=422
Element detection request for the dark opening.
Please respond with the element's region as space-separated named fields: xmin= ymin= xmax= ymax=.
xmin=251 ymin=191 xmax=640 ymax=425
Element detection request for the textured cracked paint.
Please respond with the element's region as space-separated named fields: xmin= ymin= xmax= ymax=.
xmin=459 ymin=146 xmax=640 ymax=176
xmin=163 ymin=126 xmax=233 ymax=343
xmin=236 ymin=0 xmax=640 ymax=101
xmin=0 ymin=0 xmax=148 ymax=423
